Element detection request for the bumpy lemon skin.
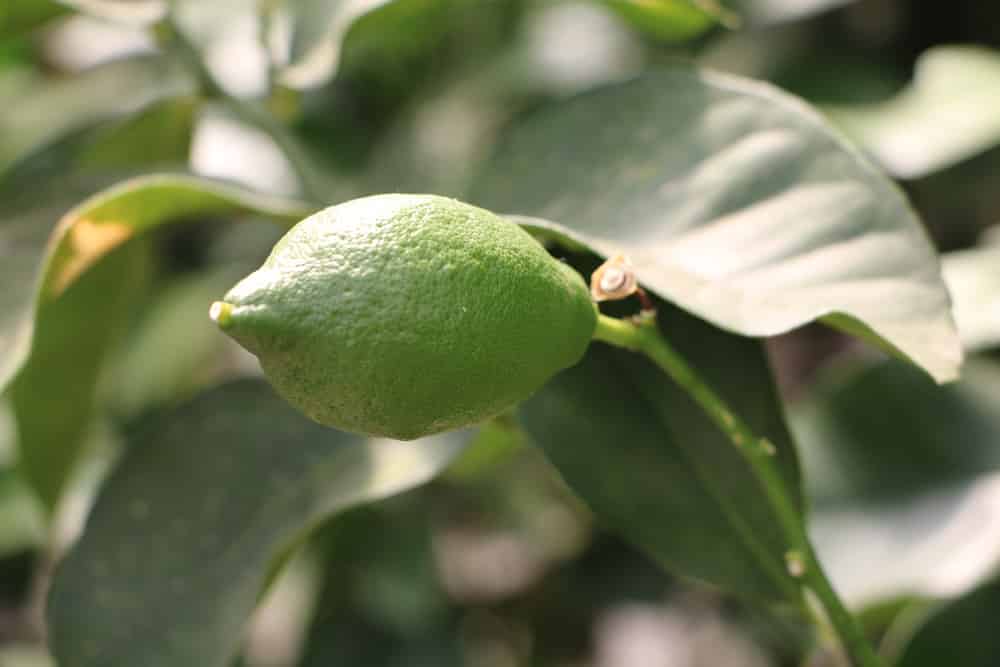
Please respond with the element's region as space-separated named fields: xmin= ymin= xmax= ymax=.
xmin=214 ymin=194 xmax=597 ymax=440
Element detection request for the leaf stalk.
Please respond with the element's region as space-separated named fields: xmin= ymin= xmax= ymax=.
xmin=592 ymin=313 xmax=883 ymax=667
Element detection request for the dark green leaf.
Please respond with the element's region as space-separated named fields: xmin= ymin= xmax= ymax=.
xmin=472 ymin=68 xmax=961 ymax=382
xmin=0 ymin=0 xmax=68 ymax=38
xmin=794 ymin=359 xmax=1000 ymax=504
xmin=520 ymin=297 xmax=803 ymax=602
xmin=895 ymin=577 xmax=1000 ymax=667
xmin=47 ymin=379 xmax=471 ymax=667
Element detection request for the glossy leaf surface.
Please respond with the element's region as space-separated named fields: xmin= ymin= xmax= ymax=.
xmin=826 ymin=47 xmax=1000 ymax=179
xmin=473 ymin=68 xmax=961 ymax=383
xmin=520 ymin=296 xmax=803 ymax=602
xmin=48 ymin=380 xmax=470 ymax=667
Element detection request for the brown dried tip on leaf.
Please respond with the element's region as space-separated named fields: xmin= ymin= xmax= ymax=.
xmin=590 ymin=254 xmax=638 ymax=302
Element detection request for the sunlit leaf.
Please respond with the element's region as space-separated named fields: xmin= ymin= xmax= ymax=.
xmin=0 ymin=645 xmax=54 ymax=667
xmin=941 ymin=241 xmax=1000 ymax=352
xmin=0 ymin=56 xmax=193 ymax=179
xmin=47 ymin=379 xmax=471 ymax=667
xmin=56 ymin=0 xmax=166 ymax=25
xmin=278 ymin=0 xmax=393 ymax=90
xmin=520 ymin=292 xmax=804 ymax=603
xmin=9 ymin=240 xmax=151 ymax=511
xmin=826 ymin=46 xmax=1000 ymax=179
xmin=472 ymin=67 xmax=962 ymax=383
xmin=731 ymin=0 xmax=853 ymax=25
xmin=602 ymin=0 xmax=735 ymax=42
xmin=811 ymin=474 xmax=1000 ymax=609
xmin=793 ymin=357 xmax=1000 ymax=606
xmin=2 ymin=174 xmax=313 ymax=511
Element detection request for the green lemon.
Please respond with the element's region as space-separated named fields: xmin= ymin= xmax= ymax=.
xmin=211 ymin=194 xmax=597 ymax=440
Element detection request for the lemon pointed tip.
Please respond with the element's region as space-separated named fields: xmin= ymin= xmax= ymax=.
xmin=209 ymin=301 xmax=235 ymax=329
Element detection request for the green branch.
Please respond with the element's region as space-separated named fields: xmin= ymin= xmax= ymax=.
xmin=155 ymin=15 xmax=333 ymax=205
xmin=593 ymin=313 xmax=882 ymax=667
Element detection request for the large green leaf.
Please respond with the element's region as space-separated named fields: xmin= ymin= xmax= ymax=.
xmin=791 ymin=357 xmax=1000 ymax=606
xmin=810 ymin=473 xmax=1000 ymax=609
xmin=471 ymin=67 xmax=961 ymax=383
xmin=0 ymin=0 xmax=68 ymax=38
xmin=0 ymin=55 xmax=192 ymax=179
xmin=108 ymin=267 xmax=258 ymax=418
xmin=47 ymin=379 xmax=471 ymax=667
xmin=601 ymin=0 xmax=733 ymax=42
xmin=731 ymin=0 xmax=853 ymax=25
xmin=9 ymin=240 xmax=150 ymax=512
xmin=278 ymin=0 xmax=392 ymax=89
xmin=895 ymin=577 xmax=1000 ymax=667
xmin=519 ymin=294 xmax=804 ymax=603
xmin=2 ymin=174 xmax=314 ymax=511
xmin=55 ymin=0 xmax=166 ymax=24
xmin=794 ymin=359 xmax=1000 ymax=504
xmin=825 ymin=47 xmax=1000 ymax=179
xmin=940 ymin=241 xmax=1000 ymax=352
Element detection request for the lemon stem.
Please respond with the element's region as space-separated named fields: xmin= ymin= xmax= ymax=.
xmin=592 ymin=313 xmax=882 ymax=667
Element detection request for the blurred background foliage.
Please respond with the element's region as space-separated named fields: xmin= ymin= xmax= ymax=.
xmin=3 ymin=0 xmax=1000 ymax=665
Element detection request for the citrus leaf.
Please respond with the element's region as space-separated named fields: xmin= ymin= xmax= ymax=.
xmin=278 ymin=0 xmax=393 ymax=90
xmin=0 ymin=0 xmax=69 ymax=38
xmin=55 ymin=0 xmax=166 ymax=24
xmin=108 ymin=266 xmax=256 ymax=417
xmin=811 ymin=474 xmax=1000 ymax=609
xmin=0 ymin=99 xmax=200 ymax=508
xmin=78 ymin=97 xmax=198 ymax=170
xmin=2 ymin=174 xmax=314 ymax=511
xmin=825 ymin=47 xmax=1000 ymax=179
xmin=792 ymin=357 xmax=1000 ymax=606
xmin=940 ymin=242 xmax=1000 ymax=352
xmin=895 ymin=576 xmax=1000 ymax=667
xmin=794 ymin=358 xmax=1000 ymax=504
xmin=0 ymin=55 xmax=192 ymax=179
xmin=471 ymin=67 xmax=961 ymax=383
xmin=730 ymin=0 xmax=853 ymax=25
xmin=9 ymin=240 xmax=151 ymax=512
xmin=47 ymin=379 xmax=471 ymax=667
xmin=602 ymin=0 xmax=735 ymax=41
xmin=519 ymin=294 xmax=804 ymax=603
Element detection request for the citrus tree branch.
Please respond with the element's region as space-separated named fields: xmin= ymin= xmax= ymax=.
xmin=155 ymin=15 xmax=333 ymax=204
xmin=592 ymin=313 xmax=882 ymax=667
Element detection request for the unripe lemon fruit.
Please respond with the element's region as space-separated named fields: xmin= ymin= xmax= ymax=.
xmin=211 ymin=194 xmax=597 ymax=440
